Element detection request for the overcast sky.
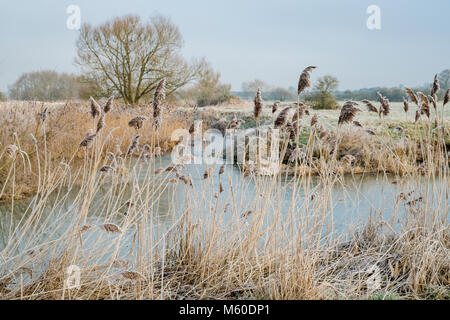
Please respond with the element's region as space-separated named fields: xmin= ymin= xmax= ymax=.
xmin=0 ymin=0 xmax=449 ymax=92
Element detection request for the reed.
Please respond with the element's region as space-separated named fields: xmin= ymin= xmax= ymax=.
xmin=0 ymin=71 xmax=448 ymax=301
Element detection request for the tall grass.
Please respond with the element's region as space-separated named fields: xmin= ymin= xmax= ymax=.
xmin=0 ymin=101 xmax=188 ymax=201
xmin=0 ymin=97 xmax=448 ymax=300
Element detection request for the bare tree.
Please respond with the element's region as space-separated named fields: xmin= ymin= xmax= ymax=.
xmin=75 ymin=15 xmax=205 ymax=104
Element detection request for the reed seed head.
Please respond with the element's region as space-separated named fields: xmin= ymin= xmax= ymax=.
xmin=254 ymin=88 xmax=263 ymax=122
xmin=128 ymin=116 xmax=148 ymax=130
xmin=100 ymin=223 xmax=122 ymax=234
xmin=80 ymin=133 xmax=96 ymax=148
xmin=104 ymin=96 xmax=114 ymax=113
xmin=89 ymin=97 xmax=101 ymax=118
xmin=444 ymin=89 xmax=450 ymax=106
xmin=405 ymin=87 xmax=419 ymax=105
xmin=402 ymin=97 xmax=409 ymax=113
xmin=361 ymin=100 xmax=378 ymax=113
xmin=338 ymin=101 xmax=361 ymax=126
xmin=431 ymin=74 xmax=440 ymax=97
xmin=297 ymin=66 xmax=316 ymax=96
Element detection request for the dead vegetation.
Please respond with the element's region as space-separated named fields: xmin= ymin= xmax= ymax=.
xmin=0 ymin=72 xmax=448 ymax=300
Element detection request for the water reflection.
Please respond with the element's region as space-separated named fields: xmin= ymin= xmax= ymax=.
xmin=0 ymin=155 xmax=447 ymax=250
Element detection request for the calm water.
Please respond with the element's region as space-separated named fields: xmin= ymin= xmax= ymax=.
xmin=0 ymin=154 xmax=447 ymax=252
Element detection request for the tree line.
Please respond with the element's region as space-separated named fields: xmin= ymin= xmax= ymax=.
xmin=3 ymin=15 xmax=233 ymax=106
xmin=2 ymin=13 xmax=449 ymax=109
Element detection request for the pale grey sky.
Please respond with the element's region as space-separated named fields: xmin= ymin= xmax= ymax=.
xmin=0 ymin=0 xmax=449 ymax=92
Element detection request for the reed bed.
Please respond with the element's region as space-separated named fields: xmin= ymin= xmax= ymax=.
xmin=0 ymin=138 xmax=447 ymax=300
xmin=0 ymin=100 xmax=188 ymax=201
xmin=0 ymin=75 xmax=448 ymax=300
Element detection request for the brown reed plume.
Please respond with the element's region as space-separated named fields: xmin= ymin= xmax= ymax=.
xmin=79 ymin=225 xmax=93 ymax=233
xmin=99 ymin=165 xmax=115 ymax=173
xmin=428 ymin=94 xmax=439 ymax=126
xmin=297 ymin=66 xmax=316 ymax=95
xmin=96 ymin=112 xmax=106 ymax=133
xmin=121 ymin=271 xmax=144 ymax=281
xmin=272 ymin=101 xmax=280 ymax=114
xmin=79 ymin=132 xmax=96 ymax=148
xmin=353 ymin=121 xmax=362 ymax=128
xmin=361 ymin=100 xmax=378 ymax=113
xmin=377 ymin=92 xmax=390 ymax=117
xmin=292 ymin=103 xmax=310 ymax=123
xmin=417 ymin=92 xmax=431 ymax=118
xmin=444 ymin=89 xmax=450 ymax=106
xmin=402 ymin=97 xmax=409 ymax=113
xmin=431 ymin=74 xmax=440 ymax=97
xmin=127 ymin=135 xmax=141 ymax=156
xmin=382 ymin=97 xmax=390 ymax=116
xmin=203 ymin=167 xmax=213 ymax=179
xmin=293 ymin=102 xmax=311 ymax=115
xmin=243 ymin=161 xmax=255 ymax=177
xmin=227 ymin=115 xmax=244 ymax=130
xmin=316 ymin=124 xmax=328 ymax=140
xmin=128 ymin=116 xmax=148 ymax=130
xmin=189 ymin=122 xmax=196 ymax=135
xmin=284 ymin=121 xmax=300 ymax=140
xmin=153 ymin=79 xmax=166 ymax=131
xmin=100 ymin=223 xmax=122 ymax=234
xmin=104 ymin=96 xmax=114 ymax=113
xmin=89 ymin=97 xmax=101 ymax=118
xmin=254 ymin=88 xmax=263 ymax=123
xmin=338 ymin=101 xmax=361 ymax=126
xmin=274 ymin=107 xmax=292 ymax=128
xmin=4 ymin=145 xmax=18 ymax=158
xmin=405 ymin=87 xmax=419 ymax=105
xmin=176 ymin=173 xmax=193 ymax=187
xmin=415 ymin=110 xmax=420 ymax=123
xmin=37 ymin=107 xmax=48 ymax=122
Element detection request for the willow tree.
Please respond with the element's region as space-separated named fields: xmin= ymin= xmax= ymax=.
xmin=75 ymin=15 xmax=205 ymax=104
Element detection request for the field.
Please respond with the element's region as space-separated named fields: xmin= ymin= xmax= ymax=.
xmin=0 ymin=97 xmax=448 ymax=300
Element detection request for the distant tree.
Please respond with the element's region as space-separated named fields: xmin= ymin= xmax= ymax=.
xmin=242 ymin=79 xmax=271 ymax=94
xmin=76 ymin=75 xmax=105 ymax=100
xmin=182 ymin=63 xmax=234 ymax=106
xmin=307 ymin=75 xmax=339 ymax=109
xmin=8 ymin=71 xmax=81 ymax=101
xmin=438 ymin=69 xmax=450 ymax=91
xmin=288 ymin=86 xmax=296 ymax=94
xmin=0 ymin=90 xmax=7 ymax=101
xmin=267 ymin=87 xmax=296 ymax=101
xmin=75 ymin=15 xmax=205 ymax=104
